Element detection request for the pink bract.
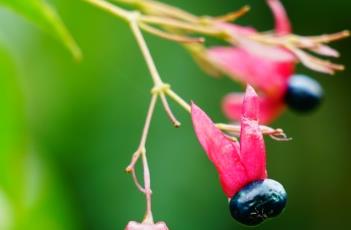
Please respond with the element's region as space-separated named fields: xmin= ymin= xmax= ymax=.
xmin=191 ymin=85 xmax=267 ymax=198
xmin=208 ymin=46 xmax=295 ymax=98
xmin=267 ymin=0 xmax=292 ymax=35
xmin=125 ymin=221 xmax=169 ymax=230
xmin=222 ymin=93 xmax=285 ymax=124
xmin=207 ymin=0 xmax=295 ymax=124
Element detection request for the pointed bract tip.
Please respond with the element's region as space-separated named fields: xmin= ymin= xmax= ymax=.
xmin=267 ymin=0 xmax=291 ymax=35
xmin=242 ymin=85 xmax=259 ymax=120
xmin=245 ymin=85 xmax=258 ymax=97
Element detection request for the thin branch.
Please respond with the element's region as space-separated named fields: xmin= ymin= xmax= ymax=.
xmin=85 ymin=0 xmax=131 ymax=22
xmin=121 ymin=0 xmax=199 ymax=23
xmin=306 ymin=30 xmax=350 ymax=43
xmin=126 ymin=95 xmax=158 ymax=223
xmin=131 ymin=168 xmax=146 ymax=193
xmin=159 ymin=92 xmax=181 ymax=127
xmin=140 ymin=15 xmax=225 ymax=37
xmin=126 ymin=95 xmax=157 ymax=172
xmin=130 ymin=18 xmax=163 ymax=85
xmin=216 ymin=123 xmax=291 ymax=141
xmin=140 ymin=22 xmax=205 ymax=44
xmin=212 ymin=5 xmax=251 ymax=22
xmin=165 ymin=89 xmax=191 ymax=113
xmin=131 ymin=20 xmax=182 ymax=128
xmin=141 ymin=150 xmax=154 ymax=224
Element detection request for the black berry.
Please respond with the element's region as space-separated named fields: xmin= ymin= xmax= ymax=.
xmin=229 ymin=179 xmax=287 ymax=226
xmin=285 ymin=75 xmax=323 ymax=113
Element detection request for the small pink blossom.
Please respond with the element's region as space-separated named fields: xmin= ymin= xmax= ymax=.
xmin=125 ymin=221 xmax=169 ymax=230
xmin=191 ymin=85 xmax=267 ymax=198
xmin=207 ymin=0 xmax=295 ymax=124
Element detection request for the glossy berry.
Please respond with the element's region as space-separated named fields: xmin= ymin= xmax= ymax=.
xmin=284 ymin=75 xmax=323 ymax=113
xmin=229 ymin=179 xmax=287 ymax=226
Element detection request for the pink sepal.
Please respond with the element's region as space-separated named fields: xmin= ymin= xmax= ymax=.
xmin=191 ymin=86 xmax=268 ymax=197
xmin=222 ymin=93 xmax=285 ymax=124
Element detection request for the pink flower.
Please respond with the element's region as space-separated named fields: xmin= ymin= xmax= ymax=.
xmin=191 ymin=85 xmax=267 ymax=198
xmin=125 ymin=221 xmax=169 ymax=230
xmin=207 ymin=0 xmax=295 ymax=124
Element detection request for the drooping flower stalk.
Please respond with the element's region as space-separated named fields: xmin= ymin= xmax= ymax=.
xmin=126 ymin=95 xmax=157 ymax=222
xmin=85 ymin=0 xmax=347 ymax=227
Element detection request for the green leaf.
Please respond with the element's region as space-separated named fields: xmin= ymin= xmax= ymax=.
xmin=0 ymin=0 xmax=82 ymax=60
xmin=0 ymin=46 xmax=79 ymax=230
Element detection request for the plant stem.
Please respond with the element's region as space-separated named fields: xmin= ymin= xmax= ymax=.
xmin=130 ymin=17 xmax=163 ymax=86
xmin=127 ymin=95 xmax=157 ymax=223
xmin=141 ymin=150 xmax=153 ymax=224
xmin=216 ymin=123 xmax=290 ymax=141
xmin=126 ymin=95 xmax=157 ymax=172
xmin=139 ymin=22 xmax=205 ymax=44
xmin=140 ymin=15 xmax=224 ymax=37
xmin=130 ymin=18 xmax=181 ymax=127
xmin=85 ymin=0 xmax=131 ymax=22
xmin=131 ymin=169 xmax=146 ymax=193
xmin=116 ymin=0 xmax=199 ymax=23
xmin=213 ymin=5 xmax=251 ymax=22
xmin=165 ymin=89 xmax=191 ymax=113
xmin=159 ymin=92 xmax=181 ymax=127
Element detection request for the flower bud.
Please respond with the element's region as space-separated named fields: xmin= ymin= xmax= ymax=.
xmin=125 ymin=221 xmax=169 ymax=230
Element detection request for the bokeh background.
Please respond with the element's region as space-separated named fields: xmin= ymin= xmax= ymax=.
xmin=0 ymin=0 xmax=350 ymax=229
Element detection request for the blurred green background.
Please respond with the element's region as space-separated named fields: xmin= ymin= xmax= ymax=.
xmin=0 ymin=0 xmax=350 ymax=229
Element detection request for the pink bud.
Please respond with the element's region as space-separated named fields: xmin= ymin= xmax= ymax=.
xmin=125 ymin=221 xmax=169 ymax=230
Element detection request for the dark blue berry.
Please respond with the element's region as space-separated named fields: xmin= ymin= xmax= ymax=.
xmin=285 ymin=75 xmax=323 ymax=113
xmin=229 ymin=179 xmax=287 ymax=226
